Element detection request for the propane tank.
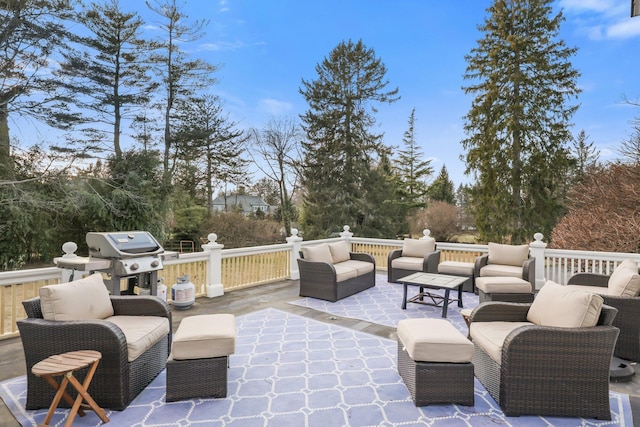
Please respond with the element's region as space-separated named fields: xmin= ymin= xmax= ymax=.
xmin=157 ymin=278 xmax=167 ymax=302
xmin=171 ymin=275 xmax=195 ymax=309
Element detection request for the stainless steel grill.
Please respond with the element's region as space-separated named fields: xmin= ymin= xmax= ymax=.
xmin=86 ymin=231 xmax=167 ymax=295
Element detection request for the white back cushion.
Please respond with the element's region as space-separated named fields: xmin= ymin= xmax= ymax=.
xmin=402 ymin=238 xmax=435 ymax=258
xmin=328 ymin=241 xmax=351 ymax=263
xmin=301 ymin=243 xmax=333 ymax=264
xmin=39 ymin=273 xmax=114 ymax=321
xmin=527 ymin=280 xmax=603 ymax=328
xmin=608 ymin=259 xmax=640 ymax=297
xmin=488 ymin=242 xmax=529 ymax=267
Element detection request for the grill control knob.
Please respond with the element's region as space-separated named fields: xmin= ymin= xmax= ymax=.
xmin=130 ymin=263 xmax=139 ymax=271
xmin=151 ymin=260 xmax=159 ymax=268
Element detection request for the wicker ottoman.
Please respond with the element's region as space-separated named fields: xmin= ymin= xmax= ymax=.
xmin=166 ymin=314 xmax=236 ymax=402
xmin=475 ymin=277 xmax=533 ymax=303
xmin=438 ymin=261 xmax=475 ymax=293
xmin=397 ymin=318 xmax=474 ymax=406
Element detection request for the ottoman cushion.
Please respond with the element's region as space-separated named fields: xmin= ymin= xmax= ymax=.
xmin=475 ymin=277 xmax=531 ymax=294
xmin=397 ymin=318 xmax=473 ymax=363
xmin=171 ymin=314 xmax=236 ymax=360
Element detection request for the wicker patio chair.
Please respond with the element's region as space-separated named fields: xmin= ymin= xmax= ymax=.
xmin=474 ymin=242 xmax=536 ymax=287
xmin=387 ymin=238 xmax=440 ymax=283
xmin=469 ymin=299 xmax=619 ymax=420
xmin=567 ymin=260 xmax=640 ymax=362
xmin=17 ymin=295 xmax=171 ymax=411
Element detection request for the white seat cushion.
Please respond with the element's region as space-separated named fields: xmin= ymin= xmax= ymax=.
xmin=337 ymin=260 xmax=374 ymax=276
xmin=438 ymin=261 xmax=474 ymax=276
xmin=39 ymin=273 xmax=114 ymax=321
xmin=171 ymin=314 xmax=236 ymax=360
xmin=333 ymin=264 xmax=358 ymax=282
xmin=397 ymin=318 xmax=473 ymax=363
xmin=527 ymin=280 xmax=603 ymax=328
xmin=106 ymin=315 xmax=170 ymax=362
xmin=391 ymin=256 xmax=423 ymax=271
xmin=475 ymin=277 xmax=531 ymax=294
xmin=470 ymin=321 xmax=532 ymax=364
xmin=479 ymin=264 xmax=524 ymax=278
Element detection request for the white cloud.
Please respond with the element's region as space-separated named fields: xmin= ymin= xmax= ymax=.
xmin=200 ymin=40 xmax=247 ymax=51
xmin=558 ymin=0 xmax=615 ymax=13
xmin=606 ymin=18 xmax=640 ymax=38
xmin=259 ymin=99 xmax=293 ymax=115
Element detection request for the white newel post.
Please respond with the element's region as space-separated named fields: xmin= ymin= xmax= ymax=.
xmin=287 ymin=228 xmax=303 ymax=280
xmin=529 ymin=232 xmax=547 ymax=291
xmin=202 ymin=233 xmax=224 ymax=297
xmin=419 ymin=229 xmax=432 ymax=240
xmin=57 ymin=241 xmax=80 ymax=283
xmin=340 ymin=225 xmax=353 ymax=240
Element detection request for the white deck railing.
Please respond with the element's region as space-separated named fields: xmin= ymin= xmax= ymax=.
xmin=0 ymin=227 xmax=639 ymax=340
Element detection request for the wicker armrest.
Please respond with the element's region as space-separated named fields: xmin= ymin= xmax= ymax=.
xmin=111 ymin=295 xmax=171 ymax=318
xmin=469 ymin=301 xmax=531 ymax=323
xmin=17 ymin=318 xmax=128 ymax=365
xmin=474 ymin=254 xmax=489 ymax=279
xmin=567 ymin=273 xmax=609 ymax=287
xmin=388 ymin=249 xmax=402 ymax=263
xmin=424 ymin=250 xmax=441 ymax=273
xmin=503 ymin=323 xmax=619 ymax=373
xmin=522 ymin=257 xmax=535 ymax=284
xmin=350 ymin=252 xmax=375 ymax=264
xmin=297 ymin=258 xmax=337 ymax=280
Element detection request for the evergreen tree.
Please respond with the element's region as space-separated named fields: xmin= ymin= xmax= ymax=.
xmin=462 ymin=0 xmax=580 ymax=243
xmin=0 ymin=0 xmax=76 ymax=180
xmin=146 ymin=0 xmax=219 ymax=187
xmin=393 ymin=108 xmax=432 ymax=215
xmin=56 ymin=0 xmax=155 ymax=159
xmin=427 ymin=165 xmax=456 ymax=204
xmin=299 ymin=39 xmax=399 ymax=238
xmin=570 ymin=130 xmax=599 ymax=182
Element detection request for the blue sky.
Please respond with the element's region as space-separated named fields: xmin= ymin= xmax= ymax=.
xmin=19 ymin=1 xmax=640 ymax=187
xmin=147 ymin=0 xmax=639 ymax=187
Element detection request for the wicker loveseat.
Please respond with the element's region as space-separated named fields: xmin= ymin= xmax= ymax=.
xmin=469 ymin=281 xmax=619 ymax=420
xmin=17 ymin=273 xmax=171 ymax=411
xmin=298 ymin=241 xmax=375 ymax=302
xmin=567 ymin=258 xmax=640 ymax=361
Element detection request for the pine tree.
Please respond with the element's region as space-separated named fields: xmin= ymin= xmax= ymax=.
xmin=428 ymin=165 xmax=456 ymax=204
xmin=56 ymin=0 xmax=155 ymax=159
xmin=393 ymin=108 xmax=432 ymax=215
xmin=462 ymin=0 xmax=580 ymax=243
xmin=146 ymin=0 xmax=219 ymax=186
xmin=571 ymin=130 xmax=599 ymax=182
xmin=0 ymin=0 xmax=75 ymax=180
xmin=299 ymin=39 xmax=399 ymax=238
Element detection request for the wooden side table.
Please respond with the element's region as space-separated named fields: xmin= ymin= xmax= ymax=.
xmin=32 ymin=350 xmax=109 ymax=427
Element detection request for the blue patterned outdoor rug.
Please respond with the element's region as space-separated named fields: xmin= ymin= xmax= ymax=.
xmin=0 ymin=308 xmax=632 ymax=426
xmin=290 ymin=274 xmax=477 ymax=333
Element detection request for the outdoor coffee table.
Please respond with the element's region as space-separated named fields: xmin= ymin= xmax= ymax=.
xmin=398 ymin=272 xmax=466 ymax=318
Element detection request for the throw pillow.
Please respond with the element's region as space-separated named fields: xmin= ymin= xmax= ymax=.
xmin=301 ymin=243 xmax=334 ymax=264
xmin=487 ymin=242 xmax=529 ymax=267
xmin=328 ymin=241 xmax=351 ymax=264
xmin=402 ymin=238 xmax=435 ymax=258
xmin=39 ymin=273 xmax=114 ymax=321
xmin=608 ymin=259 xmax=640 ymax=297
xmin=527 ymin=280 xmax=603 ymax=328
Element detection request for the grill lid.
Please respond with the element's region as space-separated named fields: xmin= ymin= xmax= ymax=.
xmin=86 ymin=231 xmax=164 ymax=258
